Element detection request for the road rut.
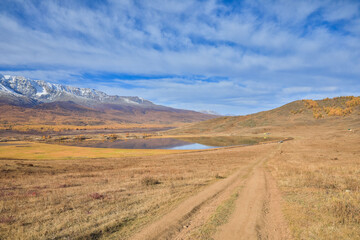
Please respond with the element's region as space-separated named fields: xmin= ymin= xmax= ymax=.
xmin=132 ymin=144 xmax=290 ymax=240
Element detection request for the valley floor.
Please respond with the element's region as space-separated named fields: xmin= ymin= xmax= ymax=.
xmin=0 ymin=122 xmax=359 ymax=239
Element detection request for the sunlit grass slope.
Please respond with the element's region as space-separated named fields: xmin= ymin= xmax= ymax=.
xmin=0 ymin=142 xmax=177 ymax=160
xmin=168 ymin=96 xmax=360 ymax=135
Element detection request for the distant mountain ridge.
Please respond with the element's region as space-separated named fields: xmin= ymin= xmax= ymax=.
xmin=0 ymin=74 xmax=153 ymax=107
xmin=0 ymin=74 xmax=216 ymax=125
xmin=199 ymin=110 xmax=221 ymax=115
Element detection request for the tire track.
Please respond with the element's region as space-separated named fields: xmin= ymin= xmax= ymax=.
xmin=132 ymin=157 xmax=262 ymax=240
xmin=132 ymin=144 xmax=289 ymax=240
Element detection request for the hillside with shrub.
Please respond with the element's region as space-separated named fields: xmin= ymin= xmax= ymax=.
xmin=168 ymin=96 xmax=360 ymax=135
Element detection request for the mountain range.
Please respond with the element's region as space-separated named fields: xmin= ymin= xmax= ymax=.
xmin=0 ymin=74 xmax=216 ymax=125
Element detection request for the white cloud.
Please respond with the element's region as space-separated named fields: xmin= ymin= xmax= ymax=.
xmin=322 ymin=1 xmax=360 ymax=22
xmin=0 ymin=0 xmax=359 ymax=114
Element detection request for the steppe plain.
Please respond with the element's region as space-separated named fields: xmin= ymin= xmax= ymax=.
xmin=0 ymin=97 xmax=360 ymax=240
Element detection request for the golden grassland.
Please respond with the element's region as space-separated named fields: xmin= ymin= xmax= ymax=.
xmin=0 ymin=142 xmax=259 ymax=239
xmin=1 ymin=96 xmax=360 ymax=239
xmin=267 ymin=125 xmax=360 ymax=239
xmin=165 ymin=108 xmax=360 ymax=239
xmin=0 ymin=142 xmax=177 ymax=160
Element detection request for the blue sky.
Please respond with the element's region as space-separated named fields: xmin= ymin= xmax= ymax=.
xmin=0 ymin=0 xmax=360 ymax=115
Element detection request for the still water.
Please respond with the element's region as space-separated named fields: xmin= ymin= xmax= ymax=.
xmin=59 ymin=136 xmax=275 ymax=150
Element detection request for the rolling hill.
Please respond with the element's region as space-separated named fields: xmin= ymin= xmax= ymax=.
xmin=168 ymin=96 xmax=360 ymax=135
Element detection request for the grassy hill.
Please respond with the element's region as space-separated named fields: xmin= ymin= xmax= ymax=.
xmin=168 ymin=96 xmax=360 ymax=135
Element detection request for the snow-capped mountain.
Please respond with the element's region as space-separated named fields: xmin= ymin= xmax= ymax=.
xmin=0 ymin=74 xmax=153 ymax=107
xmin=0 ymin=74 xmax=218 ymax=124
xmin=199 ymin=110 xmax=221 ymax=116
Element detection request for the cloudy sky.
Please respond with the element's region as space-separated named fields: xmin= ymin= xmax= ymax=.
xmin=1 ymin=0 xmax=360 ymax=115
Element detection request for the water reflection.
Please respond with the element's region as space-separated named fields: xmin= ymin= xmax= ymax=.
xmin=58 ymin=136 xmax=277 ymax=150
xmin=60 ymin=138 xmax=208 ymax=149
xmin=167 ymin=143 xmax=216 ymax=150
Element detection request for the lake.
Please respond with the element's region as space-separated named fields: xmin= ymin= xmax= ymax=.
xmin=58 ymin=136 xmax=278 ymax=150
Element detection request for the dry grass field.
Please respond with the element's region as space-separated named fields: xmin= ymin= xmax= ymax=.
xmin=0 ymin=141 xmax=270 ymax=239
xmin=0 ymin=142 xmax=176 ymax=160
xmin=267 ymin=124 xmax=360 ymax=239
xmin=1 ymin=96 xmax=359 ymax=239
xmin=1 ymin=124 xmax=359 ymax=239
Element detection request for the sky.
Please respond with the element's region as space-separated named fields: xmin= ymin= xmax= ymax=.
xmin=0 ymin=0 xmax=360 ymax=115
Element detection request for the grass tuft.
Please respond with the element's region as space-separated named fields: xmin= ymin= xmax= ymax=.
xmin=0 ymin=216 xmax=16 ymax=224
xmin=141 ymin=176 xmax=161 ymax=186
xmin=89 ymin=193 xmax=105 ymax=200
xmin=215 ymin=173 xmax=225 ymax=179
xmin=329 ymin=194 xmax=360 ymax=224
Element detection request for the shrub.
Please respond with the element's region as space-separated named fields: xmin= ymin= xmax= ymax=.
xmin=141 ymin=176 xmax=160 ymax=186
xmin=313 ymin=112 xmax=323 ymax=119
xmin=75 ymin=135 xmax=86 ymax=141
xmin=290 ymin=109 xmax=304 ymax=115
xmin=303 ymin=99 xmax=319 ymax=109
xmin=346 ymin=96 xmax=360 ymax=108
xmin=109 ymin=134 xmax=118 ymax=140
xmin=89 ymin=193 xmax=105 ymax=200
xmin=324 ymin=107 xmax=352 ymax=116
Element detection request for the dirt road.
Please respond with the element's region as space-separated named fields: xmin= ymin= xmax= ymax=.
xmin=132 ymin=143 xmax=290 ymax=240
xmin=214 ymin=163 xmax=289 ymax=240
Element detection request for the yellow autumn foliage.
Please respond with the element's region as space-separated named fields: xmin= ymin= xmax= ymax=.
xmin=346 ymin=97 xmax=360 ymax=108
xmin=312 ymin=108 xmax=323 ymax=119
xmin=323 ymin=107 xmax=353 ymax=116
xmin=303 ymin=99 xmax=319 ymax=109
xmin=313 ymin=112 xmax=323 ymax=119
